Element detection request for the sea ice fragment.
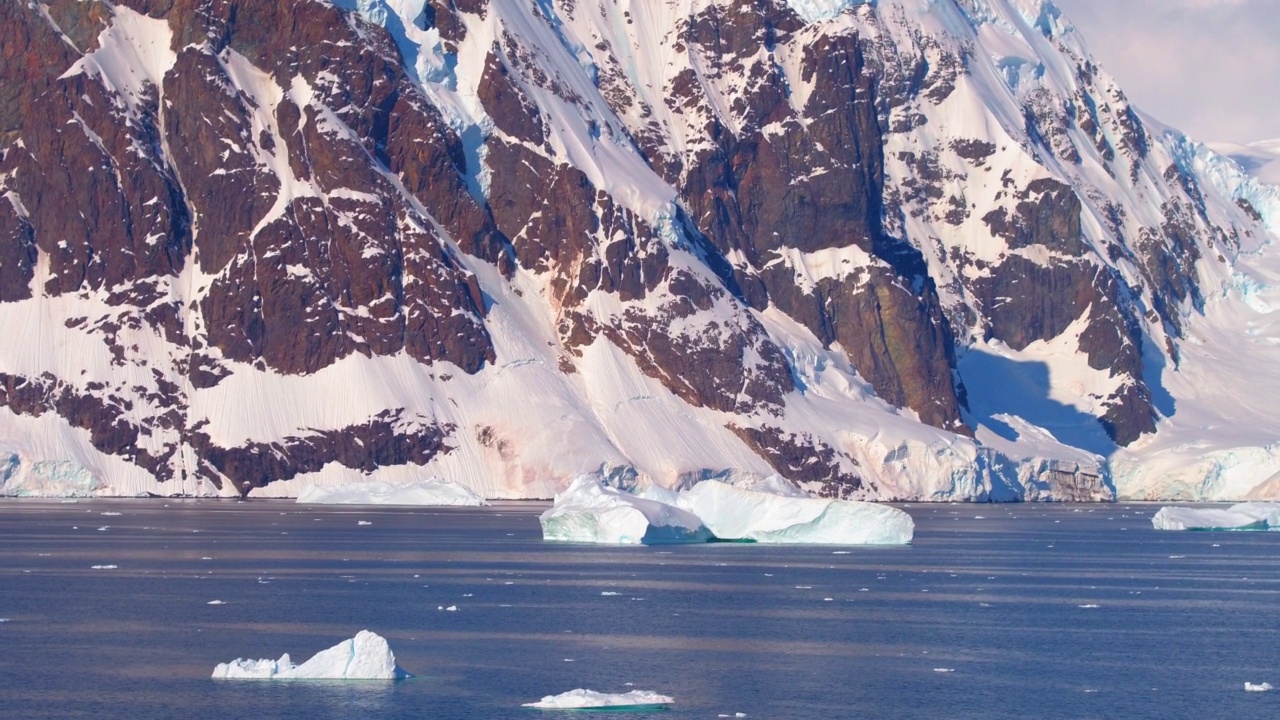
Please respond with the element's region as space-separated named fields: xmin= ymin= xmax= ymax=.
xmin=523 ymin=689 xmax=674 ymax=709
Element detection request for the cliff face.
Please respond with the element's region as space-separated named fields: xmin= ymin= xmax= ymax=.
xmin=0 ymin=0 xmax=1276 ymax=500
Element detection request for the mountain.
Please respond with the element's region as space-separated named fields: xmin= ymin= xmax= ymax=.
xmin=1 ymin=0 xmax=1278 ymax=501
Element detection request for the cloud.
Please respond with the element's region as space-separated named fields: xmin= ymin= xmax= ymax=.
xmin=1053 ymin=0 xmax=1280 ymax=143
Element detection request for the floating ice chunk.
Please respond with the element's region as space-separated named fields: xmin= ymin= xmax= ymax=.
xmin=357 ymin=521 xmax=373 ymax=526
xmin=91 ymin=565 xmax=118 ymax=569
xmin=540 ymin=476 xmax=712 ymax=545
xmin=211 ymin=630 xmax=410 ymax=680
xmin=1151 ymin=503 xmax=1280 ymax=531
xmin=1245 ymin=682 xmax=1273 ymax=692
xmin=207 ymin=600 xmax=225 ymax=605
xmin=523 ymin=689 xmax=674 ymax=710
xmin=296 ymin=479 xmax=487 ymax=506
xmin=676 ymin=481 xmax=914 ymax=545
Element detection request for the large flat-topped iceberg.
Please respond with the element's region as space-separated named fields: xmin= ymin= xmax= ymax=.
xmin=212 ymin=630 xmax=410 ymax=680
xmin=539 ymin=476 xmax=913 ymax=545
xmin=1151 ymin=503 xmax=1280 ymax=531
xmin=295 ymin=479 xmax=487 ymax=506
xmin=539 ymin=476 xmax=712 ymax=545
xmin=523 ymin=689 xmax=674 ymax=710
xmin=677 ymin=481 xmax=915 ymax=545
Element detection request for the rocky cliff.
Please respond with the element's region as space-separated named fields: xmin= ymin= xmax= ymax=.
xmin=1 ymin=0 xmax=1278 ymax=500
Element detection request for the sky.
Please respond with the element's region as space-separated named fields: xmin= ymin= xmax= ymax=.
xmin=1052 ymin=0 xmax=1280 ymax=145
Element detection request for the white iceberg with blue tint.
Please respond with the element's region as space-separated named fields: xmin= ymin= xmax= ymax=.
xmin=295 ymin=479 xmax=487 ymax=506
xmin=539 ymin=475 xmax=712 ymax=545
xmin=540 ymin=476 xmax=912 ymax=545
xmin=0 ymin=449 xmax=105 ymax=497
xmin=677 ymin=481 xmax=915 ymax=545
xmin=211 ymin=630 xmax=410 ymax=680
xmin=1151 ymin=503 xmax=1280 ymax=531
xmin=523 ymin=689 xmax=674 ymax=709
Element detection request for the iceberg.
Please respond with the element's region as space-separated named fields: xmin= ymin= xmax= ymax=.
xmin=1245 ymin=682 xmax=1273 ymax=692
xmin=540 ymin=476 xmax=913 ymax=545
xmin=676 ymin=481 xmax=915 ymax=545
xmin=211 ymin=630 xmax=411 ymax=680
xmin=523 ymin=689 xmax=674 ymax=710
xmin=295 ymin=479 xmax=487 ymax=506
xmin=539 ymin=475 xmax=712 ymax=545
xmin=1150 ymin=503 xmax=1280 ymax=531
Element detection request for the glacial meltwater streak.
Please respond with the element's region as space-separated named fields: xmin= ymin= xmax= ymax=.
xmin=0 ymin=501 xmax=1277 ymax=719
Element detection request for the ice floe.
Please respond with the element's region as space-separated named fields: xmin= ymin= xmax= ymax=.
xmin=523 ymin=689 xmax=674 ymax=709
xmin=211 ymin=630 xmax=410 ymax=680
xmin=539 ymin=476 xmax=712 ymax=545
xmin=295 ymin=479 xmax=487 ymax=506
xmin=1245 ymin=682 xmax=1272 ymax=692
xmin=539 ymin=475 xmax=913 ymax=545
xmin=1151 ymin=503 xmax=1280 ymax=531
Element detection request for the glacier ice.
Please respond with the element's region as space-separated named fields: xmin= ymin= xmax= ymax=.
xmin=784 ymin=0 xmax=864 ymax=23
xmin=539 ymin=476 xmax=712 ymax=545
xmin=295 ymin=479 xmax=487 ymax=506
xmin=523 ymin=689 xmax=674 ymax=710
xmin=540 ymin=476 xmax=913 ymax=545
xmin=1150 ymin=503 xmax=1280 ymax=531
xmin=676 ymin=481 xmax=915 ymax=545
xmin=0 ymin=449 xmax=104 ymax=498
xmin=211 ymin=630 xmax=410 ymax=680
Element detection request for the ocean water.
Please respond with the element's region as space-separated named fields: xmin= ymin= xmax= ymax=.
xmin=0 ymin=500 xmax=1277 ymax=719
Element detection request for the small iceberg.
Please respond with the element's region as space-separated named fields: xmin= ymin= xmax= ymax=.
xmin=523 ymin=689 xmax=674 ymax=710
xmin=1151 ymin=503 xmax=1280 ymax=531
xmin=539 ymin=475 xmax=912 ymax=545
xmin=540 ymin=476 xmax=712 ymax=545
xmin=296 ymin=479 xmax=487 ymax=506
xmin=211 ymin=630 xmax=410 ymax=680
xmin=1245 ymin=682 xmax=1273 ymax=692
xmin=676 ymin=481 xmax=915 ymax=545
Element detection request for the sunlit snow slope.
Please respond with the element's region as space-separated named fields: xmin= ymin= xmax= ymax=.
xmin=1 ymin=0 xmax=1278 ymax=501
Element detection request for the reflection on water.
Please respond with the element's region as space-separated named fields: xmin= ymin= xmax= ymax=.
xmin=0 ymin=500 xmax=1278 ymax=719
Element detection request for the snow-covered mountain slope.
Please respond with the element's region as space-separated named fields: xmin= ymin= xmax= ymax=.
xmin=1209 ymin=139 xmax=1280 ymax=187
xmin=0 ymin=0 xmax=1277 ymax=500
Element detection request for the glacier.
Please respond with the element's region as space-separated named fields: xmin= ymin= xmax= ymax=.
xmin=523 ymin=689 xmax=674 ymax=710
xmin=540 ymin=475 xmax=913 ymax=545
xmin=539 ymin=475 xmax=712 ymax=545
xmin=211 ymin=630 xmax=410 ymax=680
xmin=0 ymin=449 xmax=105 ymax=498
xmin=1150 ymin=503 xmax=1280 ymax=531
xmin=295 ymin=479 xmax=488 ymax=506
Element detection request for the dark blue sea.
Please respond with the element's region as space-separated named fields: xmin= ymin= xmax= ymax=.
xmin=0 ymin=500 xmax=1277 ymax=719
